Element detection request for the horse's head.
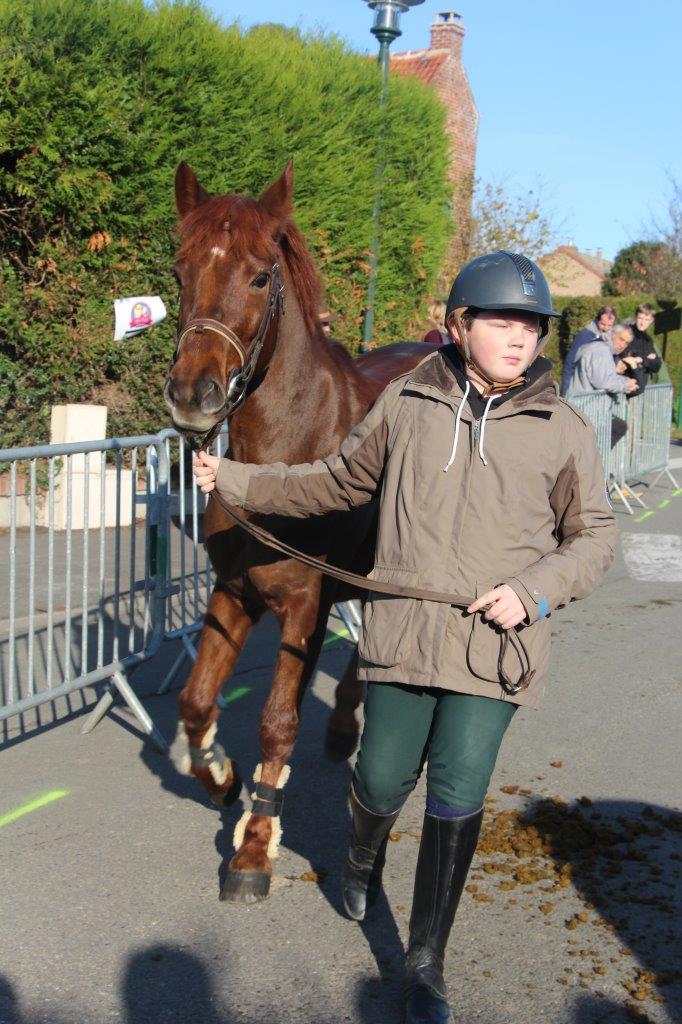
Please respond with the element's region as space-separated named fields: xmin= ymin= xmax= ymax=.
xmin=164 ymin=161 xmax=297 ymax=440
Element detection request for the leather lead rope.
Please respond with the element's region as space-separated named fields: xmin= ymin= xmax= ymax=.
xmin=208 ymin=488 xmax=534 ymax=695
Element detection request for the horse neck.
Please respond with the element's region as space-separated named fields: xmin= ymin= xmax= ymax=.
xmin=228 ymin=264 xmax=369 ymax=465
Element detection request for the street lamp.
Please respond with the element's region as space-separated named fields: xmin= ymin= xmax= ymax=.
xmin=361 ymin=0 xmax=425 ymax=347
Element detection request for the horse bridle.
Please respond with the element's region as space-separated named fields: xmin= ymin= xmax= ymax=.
xmin=172 ymin=261 xmax=285 ymax=450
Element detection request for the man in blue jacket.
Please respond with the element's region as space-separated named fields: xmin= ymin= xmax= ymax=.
xmin=561 ymin=306 xmax=616 ymax=396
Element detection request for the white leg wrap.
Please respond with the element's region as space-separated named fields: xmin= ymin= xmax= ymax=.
xmin=232 ymin=764 xmax=291 ymax=860
xmin=179 ymin=721 xmax=229 ymax=786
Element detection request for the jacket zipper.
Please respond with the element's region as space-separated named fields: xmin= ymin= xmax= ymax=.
xmin=471 ymin=418 xmax=481 ymax=456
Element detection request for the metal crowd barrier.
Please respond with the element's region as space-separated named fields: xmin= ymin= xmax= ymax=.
xmin=1 ymin=388 xmax=677 ymax=744
xmin=0 ymin=433 xmax=170 ymax=750
xmin=568 ymin=383 xmax=678 ymax=515
xmin=1 ymin=426 xmax=361 ymax=745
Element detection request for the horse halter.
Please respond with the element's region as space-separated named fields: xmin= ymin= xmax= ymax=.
xmin=172 ymin=261 xmax=285 ymax=449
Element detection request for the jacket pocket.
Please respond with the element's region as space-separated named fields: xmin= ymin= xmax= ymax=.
xmin=359 ymin=594 xmax=416 ymax=670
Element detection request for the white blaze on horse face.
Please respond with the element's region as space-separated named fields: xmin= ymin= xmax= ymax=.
xmin=210 ymin=245 xmax=227 ymax=259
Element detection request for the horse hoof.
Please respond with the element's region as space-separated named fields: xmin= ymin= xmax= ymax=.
xmin=325 ymin=727 xmax=359 ymax=762
xmin=220 ymin=869 xmax=271 ymax=904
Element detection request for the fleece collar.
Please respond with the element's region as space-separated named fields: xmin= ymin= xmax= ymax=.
xmin=404 ymin=345 xmax=558 ymax=418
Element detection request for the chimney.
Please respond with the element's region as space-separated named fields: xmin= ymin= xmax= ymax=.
xmin=430 ymin=11 xmax=464 ymax=59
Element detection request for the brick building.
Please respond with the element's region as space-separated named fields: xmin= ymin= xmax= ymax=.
xmin=539 ymin=245 xmax=612 ymax=297
xmin=391 ymin=11 xmax=478 ymax=270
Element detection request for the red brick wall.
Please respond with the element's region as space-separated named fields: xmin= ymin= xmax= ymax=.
xmin=392 ymin=13 xmax=478 ymax=277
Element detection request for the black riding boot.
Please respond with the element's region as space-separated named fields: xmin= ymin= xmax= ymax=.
xmin=404 ymin=807 xmax=484 ymax=1024
xmin=341 ymin=785 xmax=402 ymax=921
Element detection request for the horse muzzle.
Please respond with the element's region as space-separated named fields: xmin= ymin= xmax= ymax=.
xmin=164 ymin=372 xmax=227 ymax=428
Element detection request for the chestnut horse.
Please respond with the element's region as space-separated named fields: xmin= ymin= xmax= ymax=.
xmin=165 ymin=161 xmax=438 ymax=902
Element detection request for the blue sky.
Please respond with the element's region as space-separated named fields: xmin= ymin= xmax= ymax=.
xmin=206 ymin=1 xmax=681 ymax=260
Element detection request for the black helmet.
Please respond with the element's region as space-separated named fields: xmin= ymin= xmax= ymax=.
xmin=446 ymin=251 xmax=559 ymax=339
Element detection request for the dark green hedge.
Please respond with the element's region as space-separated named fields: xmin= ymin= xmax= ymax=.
xmin=0 ymin=0 xmax=451 ymax=448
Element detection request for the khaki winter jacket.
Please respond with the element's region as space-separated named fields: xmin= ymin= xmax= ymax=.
xmin=215 ymin=348 xmax=617 ymax=708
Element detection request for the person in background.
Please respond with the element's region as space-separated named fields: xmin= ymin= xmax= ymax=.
xmin=422 ymin=299 xmax=448 ymax=344
xmin=611 ymin=323 xmax=643 ymax=394
xmin=565 ymin=318 xmax=637 ymax=446
xmin=319 ymin=308 xmax=335 ymax=337
xmin=623 ymin=303 xmax=661 ymax=395
xmin=561 ymin=305 xmax=617 ymax=396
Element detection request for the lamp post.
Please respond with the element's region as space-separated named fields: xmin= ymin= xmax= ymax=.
xmin=361 ymin=0 xmax=424 ymax=348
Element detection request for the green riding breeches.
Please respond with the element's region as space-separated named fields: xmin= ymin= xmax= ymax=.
xmin=353 ymin=682 xmax=517 ymax=815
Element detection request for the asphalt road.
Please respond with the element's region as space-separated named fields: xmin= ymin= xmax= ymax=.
xmin=1 ymin=452 xmax=681 ymax=1024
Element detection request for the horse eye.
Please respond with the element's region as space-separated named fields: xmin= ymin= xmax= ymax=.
xmin=251 ymin=272 xmax=270 ymax=289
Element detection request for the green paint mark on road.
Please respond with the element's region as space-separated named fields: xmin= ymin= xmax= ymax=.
xmin=634 ymin=511 xmax=655 ymax=522
xmin=658 ymin=499 xmax=671 ymax=509
xmin=673 ymin=488 xmax=682 ymax=497
xmin=0 ymin=789 xmax=69 ymax=828
xmin=221 ymin=686 xmax=250 ymax=705
xmin=323 ymin=627 xmax=350 ymax=648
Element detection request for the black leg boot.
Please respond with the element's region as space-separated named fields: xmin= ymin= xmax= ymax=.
xmin=404 ymin=807 xmax=484 ymax=1024
xmin=341 ymin=785 xmax=402 ymax=921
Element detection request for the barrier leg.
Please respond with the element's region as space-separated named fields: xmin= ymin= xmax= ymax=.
xmin=347 ymin=599 xmax=362 ymax=627
xmin=609 ymin=479 xmax=634 ymax=516
xmin=648 ymin=466 xmax=680 ymax=490
xmin=81 ymin=684 xmax=115 ymax=734
xmin=81 ymin=672 xmax=168 ymax=753
xmin=111 ymin=670 xmax=169 ymax=752
xmin=156 ymin=633 xmax=199 ymax=695
xmin=334 ymin=601 xmax=360 ymax=644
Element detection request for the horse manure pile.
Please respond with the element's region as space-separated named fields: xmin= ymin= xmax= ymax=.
xmin=465 ymin=789 xmax=682 ymax=1016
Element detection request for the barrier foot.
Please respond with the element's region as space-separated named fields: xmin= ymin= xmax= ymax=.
xmin=609 ymin=480 xmax=634 ymax=516
xmin=649 ymin=466 xmax=680 ymax=490
xmin=81 ymin=672 xmax=168 ymax=753
xmin=156 ymin=634 xmax=198 ymax=696
xmin=111 ymin=671 xmax=169 ymax=753
xmin=81 ymin=684 xmax=115 ymax=735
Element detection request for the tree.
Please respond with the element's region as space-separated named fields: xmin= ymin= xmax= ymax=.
xmin=604 ymin=178 xmax=682 ymax=297
xmin=602 ymin=241 xmax=665 ymax=296
xmin=467 ymin=179 xmax=560 ymax=261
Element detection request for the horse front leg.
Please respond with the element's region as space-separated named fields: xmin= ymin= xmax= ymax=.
xmin=178 ymin=587 xmax=256 ymax=806
xmin=222 ymin=586 xmax=327 ymax=903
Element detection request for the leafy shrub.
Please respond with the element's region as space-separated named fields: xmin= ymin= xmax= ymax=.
xmin=0 ymin=0 xmax=451 ymax=447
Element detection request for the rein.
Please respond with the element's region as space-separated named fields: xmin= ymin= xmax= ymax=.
xmin=208 ymin=487 xmax=535 ymax=696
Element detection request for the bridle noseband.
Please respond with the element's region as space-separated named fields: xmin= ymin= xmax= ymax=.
xmin=171 ymin=261 xmax=285 ymax=450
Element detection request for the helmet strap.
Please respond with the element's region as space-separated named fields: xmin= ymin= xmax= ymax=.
xmin=464 ymin=359 xmax=527 ymax=398
xmin=448 ymin=306 xmax=544 ymax=398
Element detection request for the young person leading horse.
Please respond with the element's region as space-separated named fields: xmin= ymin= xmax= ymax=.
xmin=194 ymin=251 xmax=617 ymax=1024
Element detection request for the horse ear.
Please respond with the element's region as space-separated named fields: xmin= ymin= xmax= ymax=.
xmin=258 ymin=161 xmax=294 ymax=222
xmin=175 ymin=162 xmax=211 ymax=218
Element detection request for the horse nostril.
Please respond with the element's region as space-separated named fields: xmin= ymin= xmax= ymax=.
xmin=197 ymin=377 xmax=225 ymax=413
xmin=165 ymin=377 xmax=178 ymax=407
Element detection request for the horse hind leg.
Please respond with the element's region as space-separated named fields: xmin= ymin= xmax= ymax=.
xmin=325 ymin=646 xmax=364 ymax=761
xmin=221 ymin=590 xmax=327 ymax=904
xmin=178 ymin=588 xmax=256 ymax=806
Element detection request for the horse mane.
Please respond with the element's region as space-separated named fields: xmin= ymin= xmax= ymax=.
xmin=176 ymin=192 xmax=322 ymax=337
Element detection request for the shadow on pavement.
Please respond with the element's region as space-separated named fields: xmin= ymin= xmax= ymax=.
xmin=135 ymin=630 xmax=408 ymax=1023
xmin=524 ymin=797 xmax=682 ymax=1024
